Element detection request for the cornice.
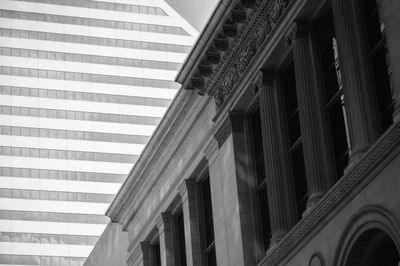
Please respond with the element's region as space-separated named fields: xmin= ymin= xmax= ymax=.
xmin=180 ymin=0 xmax=292 ymax=109
xmin=107 ymin=88 xmax=207 ymax=222
xmin=258 ymin=121 xmax=400 ymax=265
xmin=116 ymin=96 xmax=214 ymax=229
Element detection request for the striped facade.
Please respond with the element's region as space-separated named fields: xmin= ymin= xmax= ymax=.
xmin=0 ymin=0 xmax=197 ymax=265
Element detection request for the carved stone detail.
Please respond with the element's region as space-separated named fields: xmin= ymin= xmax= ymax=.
xmin=259 ymin=122 xmax=400 ymax=265
xmin=185 ymin=0 xmax=292 ymax=109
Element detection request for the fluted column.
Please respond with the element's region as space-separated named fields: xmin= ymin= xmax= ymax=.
xmin=257 ymin=70 xmax=297 ymax=246
xmin=178 ymin=180 xmax=203 ymax=266
xmin=332 ymin=0 xmax=381 ymax=163
xmin=378 ymin=0 xmax=400 ymax=122
xmin=289 ymin=22 xmax=336 ymax=209
xmin=156 ymin=213 xmax=175 ymax=266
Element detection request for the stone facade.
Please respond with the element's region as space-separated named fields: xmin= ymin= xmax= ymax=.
xmin=84 ymin=223 xmax=129 ymax=266
xmin=86 ymin=0 xmax=400 ymax=265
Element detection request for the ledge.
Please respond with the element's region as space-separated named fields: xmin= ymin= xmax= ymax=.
xmin=258 ymin=120 xmax=400 ymax=265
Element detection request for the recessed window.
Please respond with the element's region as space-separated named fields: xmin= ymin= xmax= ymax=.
xmin=282 ymin=63 xmax=308 ymax=219
xmin=362 ymin=0 xmax=394 ymax=131
xmin=153 ymin=240 xmax=162 ymax=266
xmin=316 ymin=10 xmax=350 ymax=179
xmin=250 ymin=109 xmax=271 ymax=251
xmin=201 ymin=176 xmax=217 ymax=266
xmin=175 ymin=212 xmax=187 ymax=266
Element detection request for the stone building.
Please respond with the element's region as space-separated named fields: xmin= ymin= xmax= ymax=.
xmin=84 ymin=0 xmax=400 ymax=265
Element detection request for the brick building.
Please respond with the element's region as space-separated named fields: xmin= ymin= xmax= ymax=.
xmin=85 ymin=0 xmax=400 ymax=265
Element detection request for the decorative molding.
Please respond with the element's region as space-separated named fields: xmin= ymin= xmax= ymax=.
xmin=155 ymin=212 xmax=173 ymax=232
xmin=254 ymin=70 xmax=276 ymax=92
xmin=285 ymin=21 xmax=310 ymax=45
xmin=178 ymin=179 xmax=198 ymax=200
xmin=214 ymin=112 xmax=244 ymax=148
xmin=309 ymin=252 xmax=325 ymax=266
xmin=185 ymin=0 xmax=292 ymax=108
xmin=259 ymin=122 xmax=400 ymax=265
xmin=332 ymin=205 xmax=400 ymax=266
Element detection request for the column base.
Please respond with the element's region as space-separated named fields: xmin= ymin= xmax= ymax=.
xmin=303 ymin=191 xmax=325 ymax=217
xmin=346 ymin=146 xmax=370 ymax=175
xmin=269 ymin=231 xmax=287 ymax=248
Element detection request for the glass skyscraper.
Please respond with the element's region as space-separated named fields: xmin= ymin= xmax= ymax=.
xmin=0 ymin=0 xmax=197 ymax=265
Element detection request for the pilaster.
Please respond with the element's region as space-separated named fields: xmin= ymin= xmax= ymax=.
xmin=289 ymin=22 xmax=336 ymax=209
xmin=332 ymin=0 xmax=381 ymax=163
xmin=207 ymin=112 xmax=258 ymax=265
xmin=178 ymin=180 xmax=203 ymax=266
xmin=378 ymin=0 xmax=400 ymax=122
xmin=156 ymin=213 xmax=175 ymax=266
xmin=140 ymin=242 xmax=153 ymax=266
xmin=257 ymin=70 xmax=298 ymax=245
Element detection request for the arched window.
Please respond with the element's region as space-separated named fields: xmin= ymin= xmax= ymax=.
xmin=345 ymin=228 xmax=399 ymax=266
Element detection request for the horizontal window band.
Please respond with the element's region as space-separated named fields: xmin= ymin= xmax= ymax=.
xmin=0 ymin=65 xmax=178 ymax=89
xmin=0 ymin=167 xmax=125 ymax=183
xmin=0 ymin=28 xmax=192 ymax=53
xmin=0 ymin=188 xmax=114 ymax=203
xmin=0 ymin=254 xmax=86 ymax=265
xmin=0 ymin=9 xmax=188 ymax=35
xmin=0 ymin=146 xmax=138 ymax=163
xmin=0 ymin=105 xmax=161 ymax=125
xmin=0 ymin=46 xmax=181 ymax=71
xmin=0 ymin=231 xmax=99 ymax=246
xmin=0 ymin=84 xmax=172 ymax=107
xmin=0 ymin=125 xmax=150 ymax=144
xmin=0 ymin=210 xmax=108 ymax=224
xmin=13 ymin=0 xmax=168 ymax=16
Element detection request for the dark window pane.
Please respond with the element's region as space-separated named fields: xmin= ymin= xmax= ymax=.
xmin=176 ymin=212 xmax=187 ymax=266
xmin=291 ymin=144 xmax=308 ymax=218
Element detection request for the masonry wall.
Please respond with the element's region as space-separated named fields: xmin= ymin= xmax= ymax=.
xmin=84 ymin=222 xmax=129 ymax=266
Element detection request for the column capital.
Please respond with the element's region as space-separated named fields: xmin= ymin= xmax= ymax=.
xmin=178 ymin=179 xmax=198 ymax=200
xmin=214 ymin=111 xmax=244 ymax=148
xmin=155 ymin=212 xmax=173 ymax=232
xmin=140 ymin=241 xmax=152 ymax=252
xmin=254 ymin=70 xmax=275 ymax=92
xmin=285 ymin=21 xmax=310 ymax=45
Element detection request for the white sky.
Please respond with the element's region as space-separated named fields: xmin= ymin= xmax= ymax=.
xmin=165 ymin=0 xmax=219 ymax=31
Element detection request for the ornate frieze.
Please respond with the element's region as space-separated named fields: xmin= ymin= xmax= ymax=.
xmin=186 ymin=0 xmax=291 ymax=108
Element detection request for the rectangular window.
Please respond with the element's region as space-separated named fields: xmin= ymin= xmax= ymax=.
xmin=201 ymin=176 xmax=216 ymax=266
xmin=153 ymin=241 xmax=162 ymax=266
xmin=282 ymin=63 xmax=308 ymax=219
xmin=175 ymin=212 xmax=187 ymax=266
xmin=316 ymin=10 xmax=350 ymax=179
xmin=362 ymin=0 xmax=394 ymax=131
xmin=250 ymin=109 xmax=271 ymax=251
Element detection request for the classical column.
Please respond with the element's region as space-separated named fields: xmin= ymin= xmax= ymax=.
xmin=257 ymin=71 xmax=297 ymax=246
xmin=332 ymin=0 xmax=381 ymax=163
xmin=289 ymin=22 xmax=336 ymax=209
xmin=378 ymin=0 xmax=400 ymax=122
xmin=178 ymin=180 xmax=203 ymax=266
xmin=139 ymin=242 xmax=153 ymax=266
xmin=156 ymin=213 xmax=175 ymax=266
